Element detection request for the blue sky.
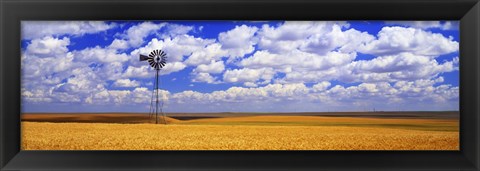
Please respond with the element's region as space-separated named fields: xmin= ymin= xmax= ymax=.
xmin=20 ymin=21 xmax=459 ymax=113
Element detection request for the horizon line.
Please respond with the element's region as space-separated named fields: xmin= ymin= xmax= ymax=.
xmin=22 ymin=111 xmax=460 ymax=114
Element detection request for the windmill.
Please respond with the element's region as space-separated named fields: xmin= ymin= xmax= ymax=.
xmin=139 ymin=49 xmax=167 ymax=124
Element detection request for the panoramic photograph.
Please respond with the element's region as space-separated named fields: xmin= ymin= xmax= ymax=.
xmin=21 ymin=20 xmax=459 ymax=150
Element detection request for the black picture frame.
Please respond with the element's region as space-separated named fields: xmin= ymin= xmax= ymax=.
xmin=1 ymin=0 xmax=479 ymax=170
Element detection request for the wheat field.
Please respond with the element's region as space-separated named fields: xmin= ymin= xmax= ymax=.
xmin=21 ymin=115 xmax=459 ymax=150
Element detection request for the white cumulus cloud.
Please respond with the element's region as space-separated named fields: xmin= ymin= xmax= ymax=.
xmin=26 ymin=36 xmax=70 ymax=58
xmin=223 ymin=68 xmax=275 ymax=85
xmin=119 ymin=22 xmax=167 ymax=48
xmin=192 ymin=72 xmax=219 ymax=84
xmin=385 ymin=21 xmax=459 ymax=30
xmin=22 ymin=21 xmax=115 ymax=40
xmin=218 ymin=25 xmax=258 ymax=60
xmin=194 ymin=60 xmax=225 ymax=74
xmin=113 ymin=79 xmax=140 ymax=87
xmin=359 ymin=26 xmax=459 ymax=56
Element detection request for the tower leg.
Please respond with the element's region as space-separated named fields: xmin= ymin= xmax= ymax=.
xmin=161 ymin=101 xmax=166 ymax=125
xmin=155 ymin=69 xmax=159 ymax=124
xmin=158 ymin=75 xmax=167 ymax=125
xmin=149 ymin=79 xmax=155 ymax=121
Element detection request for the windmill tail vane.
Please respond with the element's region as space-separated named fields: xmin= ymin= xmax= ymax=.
xmin=139 ymin=49 xmax=168 ymax=124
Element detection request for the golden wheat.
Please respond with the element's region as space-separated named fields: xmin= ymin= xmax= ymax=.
xmin=22 ymin=121 xmax=458 ymax=150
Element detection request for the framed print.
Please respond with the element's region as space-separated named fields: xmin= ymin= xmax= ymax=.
xmin=1 ymin=0 xmax=479 ymax=170
xmin=19 ymin=20 xmax=461 ymax=151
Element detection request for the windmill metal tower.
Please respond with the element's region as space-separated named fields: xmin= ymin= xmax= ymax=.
xmin=139 ymin=50 xmax=167 ymax=124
